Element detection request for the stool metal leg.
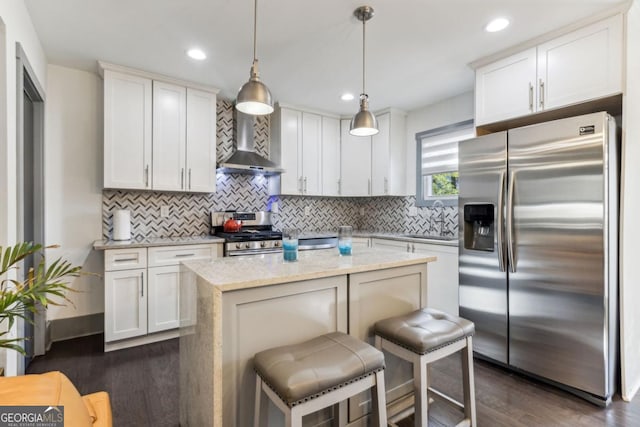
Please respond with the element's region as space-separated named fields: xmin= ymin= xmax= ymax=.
xmin=414 ymin=353 xmax=428 ymax=427
xmin=254 ymin=376 xmax=263 ymax=427
xmin=461 ymin=336 xmax=477 ymax=426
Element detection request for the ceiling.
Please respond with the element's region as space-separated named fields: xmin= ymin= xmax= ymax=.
xmin=24 ymin=0 xmax=627 ymax=116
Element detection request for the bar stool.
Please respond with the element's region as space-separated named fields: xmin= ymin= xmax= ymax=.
xmin=253 ymin=331 xmax=387 ymax=427
xmin=374 ymin=308 xmax=476 ymax=427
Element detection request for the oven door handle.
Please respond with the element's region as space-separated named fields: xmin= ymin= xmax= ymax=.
xmin=227 ymin=248 xmax=283 ymax=256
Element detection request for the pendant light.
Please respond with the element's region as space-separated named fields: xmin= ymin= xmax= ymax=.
xmin=350 ymin=5 xmax=378 ymax=136
xmin=236 ymin=0 xmax=274 ymax=115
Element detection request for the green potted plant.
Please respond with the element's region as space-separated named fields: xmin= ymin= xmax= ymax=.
xmin=0 ymin=242 xmax=81 ymax=353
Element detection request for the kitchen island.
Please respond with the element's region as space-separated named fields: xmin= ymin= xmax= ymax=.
xmin=179 ymin=247 xmax=437 ymax=427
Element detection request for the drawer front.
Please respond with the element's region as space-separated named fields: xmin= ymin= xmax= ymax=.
xmin=105 ymin=248 xmax=147 ymax=271
xmin=147 ymin=244 xmax=216 ymax=267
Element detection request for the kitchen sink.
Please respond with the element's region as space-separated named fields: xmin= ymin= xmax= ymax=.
xmin=400 ymin=234 xmax=457 ymax=241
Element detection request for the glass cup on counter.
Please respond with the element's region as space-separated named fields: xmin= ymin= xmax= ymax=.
xmin=338 ymin=226 xmax=353 ymax=256
xmin=282 ymin=228 xmax=299 ymax=262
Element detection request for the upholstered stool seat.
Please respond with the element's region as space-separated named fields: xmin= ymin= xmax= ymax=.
xmin=374 ymin=308 xmax=477 ymax=427
xmin=254 ymin=332 xmax=387 ymax=426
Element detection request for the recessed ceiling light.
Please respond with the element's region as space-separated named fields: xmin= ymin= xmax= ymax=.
xmin=485 ymin=17 xmax=510 ymax=33
xmin=187 ymin=48 xmax=207 ymax=60
xmin=341 ymin=93 xmax=355 ymax=101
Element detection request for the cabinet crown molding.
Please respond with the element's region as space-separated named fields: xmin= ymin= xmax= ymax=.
xmin=98 ymin=60 xmax=220 ymax=94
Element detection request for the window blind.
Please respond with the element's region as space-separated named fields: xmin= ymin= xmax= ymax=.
xmin=420 ymin=126 xmax=475 ymax=175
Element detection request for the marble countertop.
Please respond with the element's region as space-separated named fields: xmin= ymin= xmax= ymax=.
xmin=183 ymin=247 xmax=436 ymax=292
xmin=93 ymin=235 xmax=225 ymax=250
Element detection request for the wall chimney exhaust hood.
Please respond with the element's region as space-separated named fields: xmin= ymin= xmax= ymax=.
xmin=216 ymin=111 xmax=284 ymax=175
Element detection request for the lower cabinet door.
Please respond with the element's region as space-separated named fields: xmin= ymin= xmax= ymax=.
xmin=105 ymin=269 xmax=147 ymax=342
xmin=147 ymin=265 xmax=181 ymax=333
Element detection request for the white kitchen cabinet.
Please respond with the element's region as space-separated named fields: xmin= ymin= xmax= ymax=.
xmin=351 ymin=237 xmax=371 ymax=249
xmin=475 ymin=14 xmax=623 ymax=125
xmin=147 ymin=265 xmax=181 ymax=333
xmin=412 ymin=241 xmax=459 ymax=315
xmin=186 ymin=88 xmax=217 ymax=192
xmin=371 ymin=237 xmax=460 ymax=315
xmin=321 ymin=117 xmax=341 ymax=196
xmin=340 ymin=119 xmax=372 ymax=196
xmin=101 ymin=62 xmax=218 ymax=192
xmin=153 ymin=81 xmax=187 ymax=191
xmin=103 ymin=243 xmax=221 ymax=351
xmin=270 ymin=107 xmax=322 ymax=195
xmin=371 ymin=110 xmax=407 ymax=196
xmin=103 ymin=70 xmax=152 ymax=190
xmin=104 ymin=268 xmax=147 ymax=342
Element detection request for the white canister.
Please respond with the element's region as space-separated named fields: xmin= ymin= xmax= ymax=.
xmin=112 ymin=210 xmax=131 ymax=241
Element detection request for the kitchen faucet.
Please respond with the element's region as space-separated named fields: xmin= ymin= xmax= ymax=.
xmin=430 ymin=200 xmax=445 ymax=235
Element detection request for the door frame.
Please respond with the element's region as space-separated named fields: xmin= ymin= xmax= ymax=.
xmin=15 ymin=42 xmax=46 ymax=372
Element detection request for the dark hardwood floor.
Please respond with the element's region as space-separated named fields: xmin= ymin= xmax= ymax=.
xmin=27 ymin=334 xmax=640 ymax=426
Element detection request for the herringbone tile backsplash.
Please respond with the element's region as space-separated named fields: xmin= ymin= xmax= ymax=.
xmin=102 ymin=99 xmax=458 ymax=240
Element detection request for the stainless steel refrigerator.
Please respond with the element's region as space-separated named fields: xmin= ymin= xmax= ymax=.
xmin=458 ymin=111 xmax=618 ymax=406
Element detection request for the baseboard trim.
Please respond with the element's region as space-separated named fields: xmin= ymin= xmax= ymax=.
xmin=48 ymin=313 xmax=104 ymax=344
xmin=623 ymin=374 xmax=640 ymax=402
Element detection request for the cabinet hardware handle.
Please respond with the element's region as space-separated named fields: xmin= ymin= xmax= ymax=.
xmin=141 ymin=272 xmax=144 ymax=297
xmin=304 ymin=177 xmax=307 ymax=193
xmin=175 ymin=253 xmax=196 ymax=258
xmin=368 ymin=179 xmax=371 ymax=195
xmin=298 ymin=176 xmax=303 ymax=194
xmin=114 ymin=257 xmax=138 ymax=263
xmin=406 ymin=243 xmax=411 ymax=252
xmin=145 ymin=165 xmax=149 ymax=187
xmin=188 ymin=168 xmax=192 ymax=189
xmin=528 ymin=83 xmax=534 ymax=111
xmin=181 ymin=168 xmax=185 ymax=189
xmin=539 ymin=79 xmax=545 ymax=109
xmin=384 ymin=177 xmax=388 ymax=194
xmin=412 ymin=244 xmax=415 ymax=253
xmin=337 ymin=179 xmax=341 ymax=195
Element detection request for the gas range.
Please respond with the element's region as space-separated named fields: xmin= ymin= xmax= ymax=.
xmin=210 ymin=211 xmax=282 ymax=256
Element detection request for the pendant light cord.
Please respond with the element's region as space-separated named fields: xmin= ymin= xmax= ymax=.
xmin=362 ymin=17 xmax=366 ymax=96
xmin=253 ymin=0 xmax=258 ymax=61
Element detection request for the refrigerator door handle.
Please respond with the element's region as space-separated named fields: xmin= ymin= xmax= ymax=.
xmin=507 ymin=171 xmax=516 ymax=273
xmin=497 ymin=171 xmax=506 ymax=272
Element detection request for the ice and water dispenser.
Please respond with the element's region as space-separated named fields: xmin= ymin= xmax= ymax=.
xmin=463 ymin=204 xmax=495 ymax=251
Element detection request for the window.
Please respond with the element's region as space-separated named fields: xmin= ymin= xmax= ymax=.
xmin=416 ymin=120 xmax=475 ymax=207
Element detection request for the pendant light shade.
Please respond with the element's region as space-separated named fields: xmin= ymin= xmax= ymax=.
xmin=350 ymin=6 xmax=378 ymax=137
xmin=350 ymin=95 xmax=378 ymax=136
xmin=236 ymin=0 xmax=274 ymax=116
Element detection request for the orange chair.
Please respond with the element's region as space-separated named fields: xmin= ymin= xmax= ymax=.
xmin=0 ymin=371 xmax=112 ymax=427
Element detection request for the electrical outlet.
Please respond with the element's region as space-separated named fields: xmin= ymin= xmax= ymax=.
xmin=160 ymin=206 xmax=170 ymax=218
xmin=271 ymin=202 xmax=279 ymax=214
xmin=359 ymin=207 xmax=365 ymax=216
xmin=408 ymin=206 xmax=418 ymax=217
xmin=304 ymin=206 xmax=311 ymax=216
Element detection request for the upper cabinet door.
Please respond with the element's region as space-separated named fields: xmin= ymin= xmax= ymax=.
xmin=371 ymin=113 xmax=390 ymax=196
xmin=301 ymin=112 xmax=322 ymax=196
xmin=153 ymin=82 xmax=187 ymax=191
xmin=321 ymin=117 xmax=341 ymax=196
xmin=340 ymin=119 xmax=372 ymax=197
xmin=475 ymin=48 xmax=538 ymax=126
xmin=103 ymin=70 xmax=152 ymax=189
xmin=538 ymin=14 xmax=623 ymax=111
xmin=186 ymin=88 xmax=217 ymax=193
xmin=279 ymin=108 xmax=302 ymax=194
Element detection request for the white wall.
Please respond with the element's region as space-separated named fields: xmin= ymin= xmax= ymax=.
xmin=0 ymin=2 xmax=47 ymax=375
xmin=405 ymin=91 xmax=474 ymax=194
xmin=44 ymin=65 xmax=104 ymax=320
xmin=620 ymin=0 xmax=640 ymax=402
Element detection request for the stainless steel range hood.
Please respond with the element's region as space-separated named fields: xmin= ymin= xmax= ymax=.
xmin=216 ymin=111 xmax=284 ymax=176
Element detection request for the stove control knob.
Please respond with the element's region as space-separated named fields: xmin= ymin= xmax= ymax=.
xmin=235 ymin=243 xmax=241 ymax=249
xmin=244 ymin=243 xmax=250 ymax=249
xmin=260 ymin=241 xmax=266 ymax=248
xmin=274 ymin=241 xmax=280 ymax=247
